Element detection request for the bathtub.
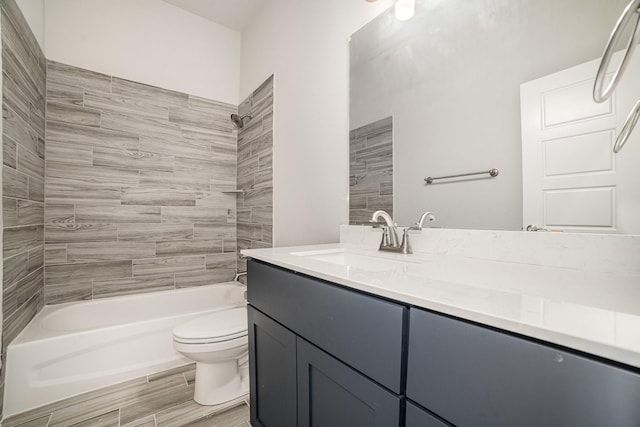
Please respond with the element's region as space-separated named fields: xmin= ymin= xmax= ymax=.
xmin=3 ymin=282 xmax=246 ymax=418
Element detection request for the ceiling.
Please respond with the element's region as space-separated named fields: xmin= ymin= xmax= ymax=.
xmin=161 ymin=0 xmax=266 ymax=32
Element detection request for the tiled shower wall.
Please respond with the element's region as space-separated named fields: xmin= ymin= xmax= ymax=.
xmin=44 ymin=61 xmax=239 ymax=304
xmin=236 ymin=76 xmax=273 ymax=276
xmin=1 ymin=0 xmax=46 ymax=414
xmin=349 ymin=116 xmax=393 ymax=224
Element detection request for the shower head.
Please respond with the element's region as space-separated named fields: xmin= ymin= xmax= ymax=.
xmin=230 ymin=113 xmax=252 ymax=129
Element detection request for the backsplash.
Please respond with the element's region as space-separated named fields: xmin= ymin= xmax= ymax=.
xmin=236 ymin=76 xmax=273 ymax=277
xmin=340 ymin=225 xmax=640 ymax=275
xmin=1 ymin=0 xmax=47 ymax=415
xmin=349 ymin=116 xmax=393 ymax=225
xmin=44 ymin=61 xmax=239 ymax=304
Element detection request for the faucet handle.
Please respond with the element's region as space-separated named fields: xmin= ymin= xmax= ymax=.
xmin=413 ymin=211 xmax=436 ymax=230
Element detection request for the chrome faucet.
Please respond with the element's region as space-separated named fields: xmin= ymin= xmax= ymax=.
xmin=370 ymin=210 xmax=400 ymax=248
xmin=369 ymin=210 xmax=437 ymax=255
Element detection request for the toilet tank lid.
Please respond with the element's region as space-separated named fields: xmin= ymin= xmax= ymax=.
xmin=173 ymin=307 xmax=247 ymax=340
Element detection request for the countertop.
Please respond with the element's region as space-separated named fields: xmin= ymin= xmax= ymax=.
xmin=242 ymin=243 xmax=640 ymax=370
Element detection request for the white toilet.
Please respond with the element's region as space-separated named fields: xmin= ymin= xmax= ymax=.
xmin=173 ymin=306 xmax=249 ymax=405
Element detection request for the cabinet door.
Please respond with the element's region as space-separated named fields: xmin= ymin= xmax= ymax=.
xmin=405 ymin=402 xmax=451 ymax=427
xmin=248 ymin=306 xmax=297 ymax=427
xmin=407 ymin=308 xmax=640 ymax=427
xmin=297 ymin=338 xmax=401 ymax=427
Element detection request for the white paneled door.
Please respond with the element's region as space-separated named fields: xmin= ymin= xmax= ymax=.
xmin=521 ymin=51 xmax=640 ymax=233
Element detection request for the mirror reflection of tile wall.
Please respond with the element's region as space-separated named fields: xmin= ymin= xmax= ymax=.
xmin=349 ymin=117 xmax=393 ymax=225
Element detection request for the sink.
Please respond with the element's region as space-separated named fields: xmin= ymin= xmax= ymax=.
xmin=290 ymin=248 xmax=417 ymax=272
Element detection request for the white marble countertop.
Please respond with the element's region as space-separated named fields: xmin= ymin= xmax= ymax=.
xmin=242 ymin=243 xmax=640 ymax=370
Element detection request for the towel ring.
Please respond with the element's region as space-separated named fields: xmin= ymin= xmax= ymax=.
xmin=614 ymin=100 xmax=640 ymax=153
xmin=593 ymin=0 xmax=640 ymax=103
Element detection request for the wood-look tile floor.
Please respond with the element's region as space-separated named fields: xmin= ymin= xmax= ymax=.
xmin=2 ymin=364 xmax=250 ymax=427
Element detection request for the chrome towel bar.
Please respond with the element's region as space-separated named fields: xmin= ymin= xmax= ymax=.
xmin=424 ymin=168 xmax=499 ymax=184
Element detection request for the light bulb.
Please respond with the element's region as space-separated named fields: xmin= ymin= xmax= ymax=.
xmin=395 ymin=0 xmax=415 ymax=21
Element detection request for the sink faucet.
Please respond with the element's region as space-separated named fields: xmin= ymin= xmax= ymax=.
xmin=370 ymin=210 xmax=400 ymax=248
xmin=370 ymin=210 xmax=436 ymax=254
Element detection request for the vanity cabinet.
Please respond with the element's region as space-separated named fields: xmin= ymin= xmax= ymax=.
xmin=405 ymin=402 xmax=450 ymax=427
xmin=247 ymin=259 xmax=405 ymax=427
xmin=296 ymin=338 xmax=401 ymax=426
xmin=247 ymin=258 xmax=640 ymax=427
xmin=407 ymin=308 xmax=640 ymax=427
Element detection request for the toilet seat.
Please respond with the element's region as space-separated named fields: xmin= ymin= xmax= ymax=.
xmin=173 ymin=307 xmax=247 ymax=345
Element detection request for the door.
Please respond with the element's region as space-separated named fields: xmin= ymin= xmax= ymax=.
xmin=405 ymin=402 xmax=451 ymax=427
xmin=296 ymin=338 xmax=401 ymax=427
xmin=520 ymin=51 xmax=640 ymax=233
xmin=248 ymin=306 xmax=297 ymax=427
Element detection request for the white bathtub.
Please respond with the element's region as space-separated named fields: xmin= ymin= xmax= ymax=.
xmin=3 ymin=282 xmax=246 ymax=417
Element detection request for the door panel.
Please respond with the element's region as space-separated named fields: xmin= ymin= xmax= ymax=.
xmin=297 ymin=338 xmax=401 ymax=427
xmin=248 ymin=306 xmax=297 ymax=427
xmin=544 ymin=186 xmax=614 ymax=227
xmin=405 ymin=402 xmax=451 ymax=427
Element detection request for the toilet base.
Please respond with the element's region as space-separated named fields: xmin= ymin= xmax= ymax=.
xmin=193 ymin=359 xmax=249 ymax=406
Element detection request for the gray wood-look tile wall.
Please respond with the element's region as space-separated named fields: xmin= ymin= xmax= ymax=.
xmin=349 ymin=116 xmax=393 ymax=225
xmin=236 ymin=76 xmax=274 ymax=276
xmin=1 ymin=3 xmax=273 ymax=418
xmin=44 ymin=61 xmax=240 ymax=304
xmin=1 ymin=0 xmax=47 ymax=416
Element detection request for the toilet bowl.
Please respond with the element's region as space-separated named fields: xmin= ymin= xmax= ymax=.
xmin=173 ymin=306 xmax=249 ymax=405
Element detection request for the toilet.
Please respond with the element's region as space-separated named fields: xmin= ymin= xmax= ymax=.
xmin=173 ymin=306 xmax=249 ymax=405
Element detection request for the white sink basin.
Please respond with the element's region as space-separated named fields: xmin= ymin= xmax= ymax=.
xmin=290 ymin=248 xmax=417 ymax=272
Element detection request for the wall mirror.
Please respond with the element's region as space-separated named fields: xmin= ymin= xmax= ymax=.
xmin=349 ymin=0 xmax=640 ymax=233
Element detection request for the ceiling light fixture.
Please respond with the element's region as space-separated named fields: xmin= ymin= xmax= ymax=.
xmin=395 ymin=0 xmax=415 ymax=20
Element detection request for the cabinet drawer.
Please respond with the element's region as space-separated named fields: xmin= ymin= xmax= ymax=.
xmin=297 ymin=338 xmax=401 ymax=427
xmin=247 ymin=259 xmax=405 ymax=393
xmin=407 ymin=308 xmax=640 ymax=427
xmin=405 ymin=402 xmax=451 ymax=427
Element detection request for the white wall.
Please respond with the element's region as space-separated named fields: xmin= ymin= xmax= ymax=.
xmin=45 ymin=0 xmax=241 ymax=104
xmin=16 ymin=0 xmax=45 ymax=51
xmin=240 ymin=0 xmax=393 ymax=247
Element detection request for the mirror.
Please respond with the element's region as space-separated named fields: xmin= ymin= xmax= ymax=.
xmin=350 ymin=0 xmax=640 ymax=233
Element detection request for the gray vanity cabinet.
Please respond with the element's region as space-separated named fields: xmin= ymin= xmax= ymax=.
xmin=247 ymin=258 xmax=640 ymax=427
xmin=406 ymin=308 xmax=640 ymax=427
xmin=247 ymin=306 xmax=297 ymax=427
xmin=296 ymin=338 xmax=401 ymax=426
xmin=247 ymin=259 xmax=405 ymax=427
xmin=405 ymin=402 xmax=450 ymax=427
